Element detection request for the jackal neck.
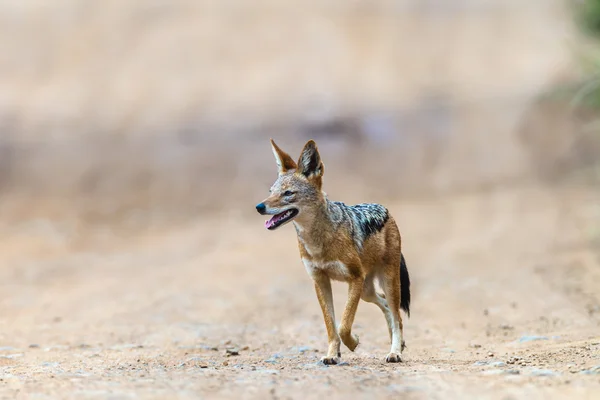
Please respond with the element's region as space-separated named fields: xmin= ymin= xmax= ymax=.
xmin=292 ymin=197 xmax=336 ymax=237
xmin=292 ymin=198 xmax=336 ymax=259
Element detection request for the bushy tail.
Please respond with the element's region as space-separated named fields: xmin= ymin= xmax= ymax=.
xmin=400 ymin=253 xmax=411 ymax=317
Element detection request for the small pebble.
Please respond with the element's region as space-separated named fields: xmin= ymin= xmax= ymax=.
xmin=518 ymin=335 xmax=549 ymax=343
xmin=226 ymin=348 xmax=239 ymax=356
xmin=529 ymin=368 xmax=558 ymax=377
xmin=0 ymin=354 xmax=23 ymax=359
xmin=580 ymin=366 xmax=600 ymax=375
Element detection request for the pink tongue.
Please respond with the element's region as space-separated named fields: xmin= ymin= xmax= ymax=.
xmin=265 ymin=213 xmax=282 ymax=229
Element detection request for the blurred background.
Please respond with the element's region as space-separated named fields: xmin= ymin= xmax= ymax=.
xmin=1 ymin=1 xmax=600 ymax=397
xmin=0 ymin=0 xmax=596 ymax=233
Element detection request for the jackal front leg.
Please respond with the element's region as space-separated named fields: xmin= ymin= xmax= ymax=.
xmin=338 ymin=276 xmax=364 ymax=352
xmin=313 ymin=274 xmax=341 ymax=365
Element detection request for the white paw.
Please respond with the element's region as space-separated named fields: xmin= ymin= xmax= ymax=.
xmin=385 ymin=352 xmax=402 ymax=363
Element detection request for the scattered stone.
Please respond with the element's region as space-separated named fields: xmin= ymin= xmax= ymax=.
xmin=499 ymin=324 xmax=514 ymax=330
xmin=225 ymin=348 xmax=239 ymax=356
xmin=29 ymin=344 xmax=40 ymax=349
xmin=241 ymin=346 xmax=250 ymax=351
xmin=222 ymin=361 xmax=229 ymax=366
xmin=41 ymin=362 xmax=60 ymax=368
xmin=110 ymin=344 xmax=143 ymax=350
xmin=179 ymin=344 xmax=219 ymax=351
xmin=265 ymin=353 xmax=284 ymax=364
xmin=528 ymin=368 xmax=558 ymax=377
xmin=293 ymin=346 xmax=311 ymax=353
xmin=470 ymin=344 xmax=482 ymax=349
xmin=482 ymin=369 xmax=506 ymax=376
xmin=580 ymin=366 xmax=600 ymax=375
xmin=518 ymin=335 xmax=549 ymax=343
xmin=44 ymin=345 xmax=69 ymax=352
xmin=483 ymin=309 xmax=489 ymax=316
xmin=482 ymin=369 xmax=520 ymax=376
xmin=0 ymin=354 xmax=23 ymax=359
xmin=256 ymin=369 xmax=279 ymax=375
xmin=185 ymin=356 xmax=206 ymax=364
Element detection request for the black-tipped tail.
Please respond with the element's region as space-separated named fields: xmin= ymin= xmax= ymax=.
xmin=400 ymin=253 xmax=411 ymax=317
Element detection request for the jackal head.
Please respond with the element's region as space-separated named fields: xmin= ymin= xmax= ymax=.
xmin=256 ymin=139 xmax=325 ymax=230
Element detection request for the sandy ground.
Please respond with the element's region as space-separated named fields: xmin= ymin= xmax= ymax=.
xmin=0 ymin=183 xmax=599 ymax=399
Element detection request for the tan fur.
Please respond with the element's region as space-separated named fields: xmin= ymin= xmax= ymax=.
xmin=258 ymin=139 xmax=408 ymax=364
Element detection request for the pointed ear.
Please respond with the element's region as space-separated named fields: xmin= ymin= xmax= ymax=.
xmin=270 ymin=139 xmax=297 ymax=175
xmin=297 ymin=140 xmax=324 ymax=178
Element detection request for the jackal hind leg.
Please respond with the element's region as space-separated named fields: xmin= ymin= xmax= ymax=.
xmin=380 ymin=265 xmax=404 ymax=363
xmin=361 ymin=274 xmax=393 ymax=342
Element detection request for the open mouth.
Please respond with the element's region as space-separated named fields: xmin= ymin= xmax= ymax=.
xmin=265 ymin=208 xmax=299 ymax=230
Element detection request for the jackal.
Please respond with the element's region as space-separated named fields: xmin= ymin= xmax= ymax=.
xmin=256 ymin=139 xmax=411 ymax=364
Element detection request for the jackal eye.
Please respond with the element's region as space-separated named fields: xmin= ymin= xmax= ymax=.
xmin=283 ymin=190 xmax=294 ymax=196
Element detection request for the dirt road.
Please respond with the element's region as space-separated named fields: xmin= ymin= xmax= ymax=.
xmin=0 ymin=184 xmax=599 ymax=399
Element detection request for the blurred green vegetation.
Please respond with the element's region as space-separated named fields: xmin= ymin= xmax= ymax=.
xmin=574 ymin=0 xmax=600 ymax=108
xmin=576 ymin=1 xmax=600 ymax=248
xmin=578 ymin=0 xmax=600 ymax=38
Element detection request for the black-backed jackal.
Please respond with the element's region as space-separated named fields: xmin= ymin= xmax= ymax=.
xmin=256 ymin=139 xmax=411 ymax=364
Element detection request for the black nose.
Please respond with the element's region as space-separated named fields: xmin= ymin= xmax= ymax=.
xmin=256 ymin=203 xmax=266 ymax=214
